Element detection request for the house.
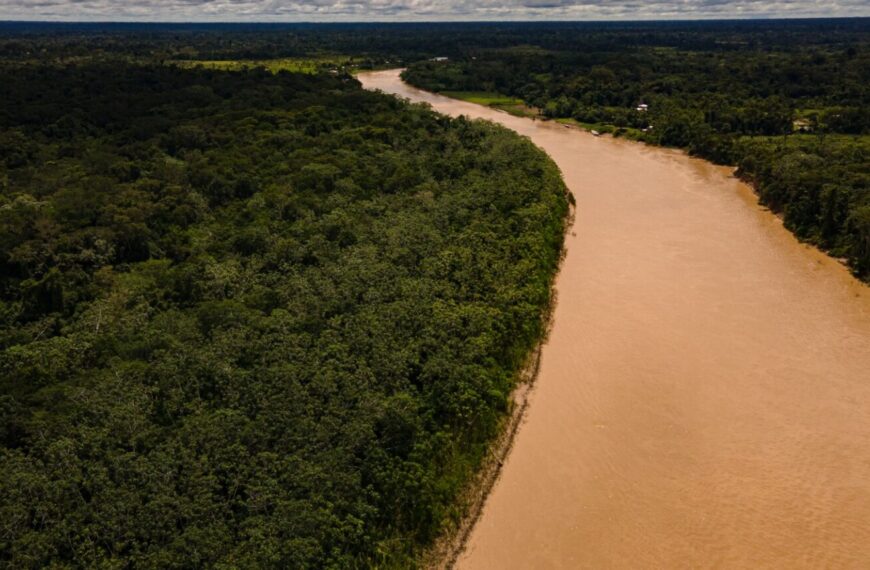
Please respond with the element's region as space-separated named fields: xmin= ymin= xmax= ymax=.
xmin=431 ymin=56 xmax=449 ymax=62
xmin=793 ymin=119 xmax=812 ymax=133
xmin=636 ymin=103 xmax=649 ymax=112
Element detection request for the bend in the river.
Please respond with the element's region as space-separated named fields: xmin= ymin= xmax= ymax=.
xmin=359 ymin=69 xmax=870 ymax=569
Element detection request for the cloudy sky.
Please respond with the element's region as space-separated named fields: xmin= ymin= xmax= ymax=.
xmin=2 ymin=0 xmax=868 ymax=22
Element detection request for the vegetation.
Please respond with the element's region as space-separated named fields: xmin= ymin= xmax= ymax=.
xmin=402 ymin=20 xmax=870 ymax=278
xmin=441 ymin=92 xmax=520 ymax=106
xmin=170 ymin=56 xmax=394 ymax=75
xmin=1 ymin=18 xmax=867 ymax=568
xmin=171 ymin=57 xmax=353 ymax=74
xmin=0 ymin=60 xmax=568 ymax=567
xmin=441 ymin=92 xmax=538 ymax=118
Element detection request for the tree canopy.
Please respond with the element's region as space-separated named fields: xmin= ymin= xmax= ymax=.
xmin=0 ymin=61 xmax=568 ymax=567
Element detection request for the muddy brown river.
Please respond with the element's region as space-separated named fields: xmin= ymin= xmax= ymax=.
xmin=359 ymin=70 xmax=870 ymax=569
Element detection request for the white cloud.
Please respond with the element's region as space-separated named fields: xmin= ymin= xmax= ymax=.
xmin=1 ymin=0 xmax=867 ymax=21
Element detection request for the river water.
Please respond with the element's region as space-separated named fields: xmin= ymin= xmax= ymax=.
xmin=358 ymin=70 xmax=870 ymax=569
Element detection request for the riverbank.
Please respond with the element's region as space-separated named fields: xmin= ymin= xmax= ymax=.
xmin=421 ymin=337 xmax=541 ymax=570
xmin=420 ymin=201 xmax=574 ymax=570
xmin=359 ymin=69 xmax=870 ymax=569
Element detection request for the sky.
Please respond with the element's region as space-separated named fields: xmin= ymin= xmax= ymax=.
xmin=1 ymin=0 xmax=868 ymax=22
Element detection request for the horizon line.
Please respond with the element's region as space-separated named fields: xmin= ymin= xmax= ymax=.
xmin=2 ymin=15 xmax=869 ymax=25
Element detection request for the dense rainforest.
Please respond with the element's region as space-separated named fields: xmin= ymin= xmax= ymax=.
xmin=0 ymin=60 xmax=569 ymax=567
xmin=6 ymin=19 xmax=863 ymax=274
xmin=400 ymin=20 xmax=870 ymax=279
xmin=1 ymin=19 xmax=867 ymax=568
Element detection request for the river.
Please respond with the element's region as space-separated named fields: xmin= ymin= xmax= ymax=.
xmin=358 ymin=69 xmax=870 ymax=569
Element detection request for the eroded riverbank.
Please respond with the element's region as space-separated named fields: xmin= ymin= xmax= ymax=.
xmin=359 ymin=69 xmax=870 ymax=569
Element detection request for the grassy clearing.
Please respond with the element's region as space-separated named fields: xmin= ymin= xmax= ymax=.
xmin=441 ymin=91 xmax=539 ymax=118
xmin=170 ymin=57 xmax=392 ymax=75
xmin=555 ymin=117 xmax=613 ymax=133
xmin=442 ymin=91 xmax=523 ymax=106
xmin=498 ymin=103 xmax=540 ymax=119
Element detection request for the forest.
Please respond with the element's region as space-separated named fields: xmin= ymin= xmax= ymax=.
xmin=0 ymin=57 xmax=568 ymax=567
xmin=5 ymin=20 xmax=861 ymax=274
xmin=1 ymin=18 xmax=868 ymax=568
xmin=402 ymin=19 xmax=870 ymax=278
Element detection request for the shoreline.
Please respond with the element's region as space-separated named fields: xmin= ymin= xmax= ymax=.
xmin=355 ymin=70 xmax=580 ymax=569
xmin=357 ymin=69 xmax=578 ymax=569
xmin=420 ymin=204 xmax=574 ymax=570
